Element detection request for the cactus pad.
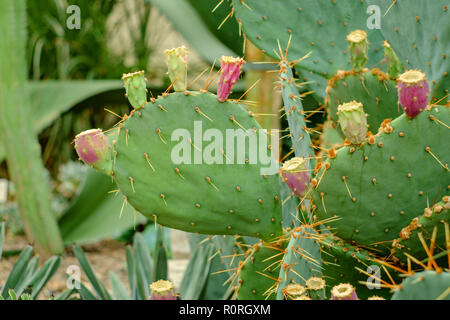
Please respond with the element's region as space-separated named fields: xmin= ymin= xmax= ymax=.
xmin=312 ymin=105 xmax=450 ymax=252
xmin=112 ymin=91 xmax=282 ymax=241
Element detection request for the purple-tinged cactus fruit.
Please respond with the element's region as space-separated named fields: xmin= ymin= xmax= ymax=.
xmin=217 ymin=56 xmax=245 ymax=102
xmin=74 ymin=129 xmax=112 ymax=176
xmin=346 ymin=30 xmax=368 ymax=72
xmin=397 ymin=70 xmax=430 ymax=119
xmin=284 ymin=283 xmax=307 ymax=300
xmin=330 ymin=283 xmax=358 ymax=300
xmin=165 ymin=46 xmax=189 ymax=92
xmin=337 ymin=101 xmax=368 ymax=145
xmin=280 ymin=157 xmax=310 ymax=198
xmin=382 ymin=40 xmax=403 ymax=79
xmin=150 ymin=280 xmax=177 ymax=300
xmin=121 ymin=70 xmax=147 ymax=109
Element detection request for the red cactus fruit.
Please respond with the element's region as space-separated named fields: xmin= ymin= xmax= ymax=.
xmin=397 ymin=70 xmax=429 ymax=119
xmin=280 ymin=157 xmax=310 ymax=198
xmin=74 ymin=129 xmax=112 ymax=175
xmin=217 ymin=56 xmax=245 ymax=102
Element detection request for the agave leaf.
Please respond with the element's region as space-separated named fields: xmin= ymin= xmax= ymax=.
xmin=29 ymin=256 xmax=61 ymax=299
xmin=59 ymin=168 xmax=146 ymax=245
xmin=0 ymin=246 xmax=33 ymax=298
xmin=133 ymin=233 xmax=153 ymax=300
xmin=73 ymin=245 xmax=111 ymax=300
xmin=109 ymin=271 xmax=131 ymax=300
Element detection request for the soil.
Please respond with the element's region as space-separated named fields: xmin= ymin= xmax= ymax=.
xmin=0 ymin=235 xmax=189 ymax=300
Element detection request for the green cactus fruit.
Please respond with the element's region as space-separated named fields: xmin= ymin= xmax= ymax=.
xmin=347 ymin=30 xmax=369 ymax=72
xmin=165 ymin=46 xmax=189 ymax=92
xmin=74 ymin=129 xmax=113 ymax=176
xmin=122 ymin=70 xmax=147 ymax=109
xmin=325 ymin=69 xmax=401 ymax=135
xmin=391 ymin=270 xmax=450 ymax=300
xmin=305 ymin=277 xmax=326 ymax=300
xmin=237 ymin=240 xmax=286 ymax=300
xmin=336 ymin=101 xmax=368 ymax=145
xmin=276 ymin=226 xmax=322 ymax=299
xmin=319 ymin=235 xmax=393 ymax=300
xmin=112 ymin=91 xmax=282 ymax=241
xmin=392 ymin=197 xmax=450 ymax=264
xmin=312 ymin=105 xmax=449 ymax=253
xmin=382 ymin=41 xmax=403 ymax=79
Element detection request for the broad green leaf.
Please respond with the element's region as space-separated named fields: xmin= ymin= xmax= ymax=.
xmin=59 ymin=168 xmax=146 ymax=245
xmin=146 ymin=0 xmax=237 ymax=65
xmin=0 ymin=80 xmax=123 ymax=162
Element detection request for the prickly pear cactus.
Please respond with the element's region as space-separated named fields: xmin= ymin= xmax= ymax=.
xmin=237 ymin=240 xmax=286 ymax=300
xmin=231 ymin=0 xmax=385 ymax=99
xmin=312 ymin=105 xmax=450 ymax=252
xmin=391 ymin=271 xmax=450 ymax=300
xmin=325 ymin=69 xmax=401 ymax=134
xmin=112 ymin=92 xmax=283 ymax=241
xmin=392 ymin=197 xmax=450 ymax=263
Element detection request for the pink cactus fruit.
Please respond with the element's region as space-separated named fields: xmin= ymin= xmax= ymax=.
xmin=397 ymin=70 xmax=429 ymax=119
xmin=74 ymin=129 xmax=112 ymax=175
xmin=217 ymin=56 xmax=245 ymax=102
xmin=330 ymin=283 xmax=358 ymax=300
xmin=280 ymin=157 xmax=310 ymax=198
xmin=150 ymin=280 xmax=177 ymax=300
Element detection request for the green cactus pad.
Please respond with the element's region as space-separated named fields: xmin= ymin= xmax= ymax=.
xmin=391 ymin=270 xmax=450 ymax=300
xmin=312 ymin=105 xmax=450 ymax=252
xmin=320 ymin=235 xmax=394 ymax=300
xmin=375 ymin=0 xmax=449 ymax=102
xmin=325 ymin=69 xmax=402 ymax=135
xmin=237 ymin=240 xmax=285 ymax=300
xmin=232 ymin=0 xmax=385 ymax=100
xmin=121 ymin=71 xmax=148 ymax=109
xmin=276 ymin=226 xmax=322 ymax=299
xmin=392 ymin=198 xmax=450 ymax=263
xmin=112 ymin=91 xmax=282 ymax=241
